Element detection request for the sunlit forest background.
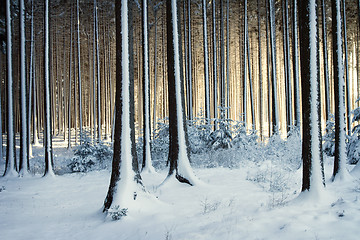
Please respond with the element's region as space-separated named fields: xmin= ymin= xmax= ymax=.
xmin=1 ymin=0 xmax=360 ymax=142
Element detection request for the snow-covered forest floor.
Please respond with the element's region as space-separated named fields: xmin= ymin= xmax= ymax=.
xmin=1 ymin=133 xmax=360 ymax=240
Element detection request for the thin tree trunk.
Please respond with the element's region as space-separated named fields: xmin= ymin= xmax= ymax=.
xmin=321 ymin=0 xmax=330 ymax=121
xmin=342 ymin=0 xmax=351 ymax=136
xmin=266 ymin=0 xmax=272 ymax=136
xmin=153 ymin=8 xmax=158 ymax=132
xmin=4 ymin=0 xmax=17 ymax=177
xmin=332 ymin=0 xmax=349 ymax=181
xmin=243 ymin=0 xmax=248 ymax=126
xmin=68 ymin=6 xmax=73 ymax=150
xmin=76 ymin=0 xmax=83 ymax=142
xmin=220 ymin=0 xmax=225 ymax=110
xmin=19 ymin=0 xmax=29 ymax=175
xmin=44 ymin=0 xmax=55 ymax=176
xmin=258 ymin=0 xmax=263 ymax=139
xmin=95 ymin=0 xmax=101 ymax=142
xmin=142 ymin=0 xmax=155 ymax=173
xmin=203 ymin=0 xmax=210 ymax=123
xmin=212 ymin=0 xmax=218 ymax=126
xmin=268 ymin=0 xmax=279 ymax=134
xmin=283 ymin=0 xmax=292 ymax=132
xmin=187 ymin=0 xmax=193 ymax=120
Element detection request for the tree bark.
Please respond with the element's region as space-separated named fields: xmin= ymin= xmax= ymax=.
xmin=298 ymin=0 xmax=324 ymax=192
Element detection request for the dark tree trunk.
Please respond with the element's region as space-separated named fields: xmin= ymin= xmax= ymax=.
xmin=321 ymin=0 xmax=330 ymax=121
xmin=166 ymin=0 xmax=197 ymax=185
xmin=332 ymin=0 xmax=348 ymax=181
xmin=268 ymin=0 xmax=279 ymax=135
xmin=212 ymin=0 xmax=218 ymax=125
xmin=293 ymin=0 xmax=301 ymax=128
xmin=44 ymin=0 xmax=55 ymax=176
xmin=298 ymin=0 xmax=324 ymax=192
xmin=342 ymin=0 xmax=351 ymax=136
xmin=104 ymin=0 xmax=142 ymax=212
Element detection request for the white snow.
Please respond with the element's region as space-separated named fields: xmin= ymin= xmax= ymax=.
xmin=1 ymin=137 xmax=360 ymax=240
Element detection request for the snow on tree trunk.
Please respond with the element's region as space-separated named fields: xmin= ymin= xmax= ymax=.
xmin=187 ymin=0 xmax=193 ymax=120
xmin=293 ymin=0 xmax=301 ymax=128
xmin=19 ymin=0 xmax=29 ymax=176
xmin=257 ymin=0 xmax=263 ymax=139
xmin=68 ymin=7 xmax=73 ymax=150
xmin=142 ymin=0 xmax=155 ymax=173
xmin=243 ymin=0 xmax=248 ymax=126
xmin=44 ymin=0 xmax=55 ymax=177
xmin=203 ymin=0 xmax=210 ymax=123
xmin=95 ymin=0 xmax=101 ymax=142
xmin=332 ymin=0 xmax=351 ymax=182
xmin=77 ymin=0 xmax=83 ymax=143
xmin=342 ymin=0 xmax=351 ymax=136
xmin=321 ymin=0 xmax=330 ymax=122
xmin=28 ymin=0 xmax=35 ymax=156
xmin=212 ymin=0 xmax=218 ymax=125
xmin=4 ymin=0 xmax=17 ymax=177
xmin=268 ymin=0 xmax=279 ymax=135
xmin=165 ymin=0 xmax=199 ymax=186
xmin=298 ymin=0 xmax=324 ymax=196
xmin=103 ymin=0 xmax=144 ymax=215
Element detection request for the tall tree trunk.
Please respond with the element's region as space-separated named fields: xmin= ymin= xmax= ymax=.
xmin=141 ymin=0 xmax=155 ymax=173
xmin=220 ymin=0 xmax=225 ymax=110
xmin=153 ymin=7 xmax=158 ymax=133
xmin=226 ymin=0 xmax=230 ymax=118
xmin=321 ymin=0 xmax=330 ymax=121
xmin=187 ymin=0 xmax=193 ymax=120
xmin=104 ymin=0 xmax=143 ymax=213
xmin=76 ymin=0 xmax=83 ymax=142
xmin=95 ymin=0 xmax=101 ymax=142
xmin=258 ymin=0 xmax=263 ymax=139
xmin=203 ymin=0 xmax=210 ymax=123
xmin=212 ymin=0 xmax=218 ymax=125
xmin=44 ymin=0 xmax=55 ymax=177
xmin=283 ymin=0 xmax=292 ymax=132
xmin=266 ymin=0 xmax=272 ymax=136
xmin=243 ymin=0 xmax=248 ymax=126
xmin=298 ymin=0 xmax=324 ymax=192
xmin=268 ymin=0 xmax=279 ymax=135
xmin=166 ymin=0 xmax=198 ymax=185
xmin=332 ymin=0 xmax=349 ymax=181
xmin=4 ymin=0 xmax=17 ymax=177
xmin=292 ymin=0 xmax=301 ymax=128
xmin=19 ymin=0 xmax=29 ymax=176
xmin=68 ymin=6 xmax=73 ymax=150
xmin=342 ymin=0 xmax=351 ymax=136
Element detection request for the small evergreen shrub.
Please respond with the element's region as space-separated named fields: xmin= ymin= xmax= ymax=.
xmin=323 ymin=115 xmax=336 ymax=157
xmin=348 ymin=104 xmax=360 ymax=164
xmin=68 ymin=132 xmax=113 ymax=172
xmin=107 ymin=206 xmax=128 ymax=221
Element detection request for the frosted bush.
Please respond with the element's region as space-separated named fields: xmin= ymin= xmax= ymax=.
xmin=68 ymin=132 xmax=112 ymax=172
xmin=348 ymin=105 xmax=360 ymax=164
